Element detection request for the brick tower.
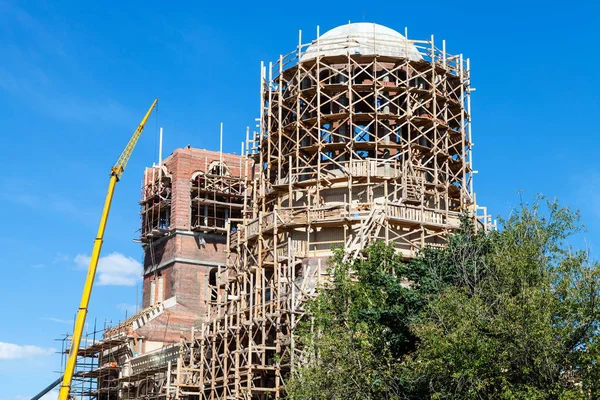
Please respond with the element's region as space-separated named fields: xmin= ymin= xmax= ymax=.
xmin=134 ymin=147 xmax=249 ymax=347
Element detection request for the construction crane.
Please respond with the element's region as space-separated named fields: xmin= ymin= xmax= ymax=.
xmin=57 ymin=98 xmax=158 ymax=400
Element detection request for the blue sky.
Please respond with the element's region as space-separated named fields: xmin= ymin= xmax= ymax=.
xmin=0 ymin=0 xmax=599 ymax=398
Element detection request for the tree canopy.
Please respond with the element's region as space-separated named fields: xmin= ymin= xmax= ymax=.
xmin=287 ymin=198 xmax=600 ymax=399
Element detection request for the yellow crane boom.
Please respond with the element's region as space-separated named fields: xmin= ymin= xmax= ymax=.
xmin=58 ymin=98 xmax=158 ymax=400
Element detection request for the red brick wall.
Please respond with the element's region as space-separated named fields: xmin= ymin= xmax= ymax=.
xmin=143 ymin=235 xmax=176 ymax=269
xmin=143 ymin=234 xmax=226 ymax=269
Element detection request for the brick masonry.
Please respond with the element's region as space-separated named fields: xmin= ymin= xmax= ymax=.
xmin=137 ymin=148 xmax=246 ymax=345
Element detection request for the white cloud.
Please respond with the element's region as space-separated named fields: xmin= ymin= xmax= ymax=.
xmin=0 ymin=342 xmax=55 ymax=360
xmin=74 ymin=252 xmax=142 ymax=286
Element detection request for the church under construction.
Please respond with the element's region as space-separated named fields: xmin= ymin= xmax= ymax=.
xmin=59 ymin=22 xmax=491 ymax=399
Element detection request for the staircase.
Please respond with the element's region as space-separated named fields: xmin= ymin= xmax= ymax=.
xmin=344 ymin=206 xmax=384 ymax=261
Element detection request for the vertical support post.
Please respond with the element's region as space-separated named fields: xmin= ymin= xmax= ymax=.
xmin=166 ymin=361 xmax=172 ymax=395
xmin=278 ymin=54 xmax=284 ymax=192
xmin=459 ymin=54 xmax=466 ymax=208
xmin=466 ymin=58 xmax=474 ymax=200
xmin=316 ymin=25 xmax=321 ymax=202
xmin=442 ymin=40 xmax=447 ymax=69
xmin=220 ymin=122 xmax=224 ymax=168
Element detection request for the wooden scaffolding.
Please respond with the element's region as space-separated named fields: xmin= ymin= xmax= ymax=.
xmin=190 ymin=160 xmax=246 ymax=234
xmin=140 ymin=165 xmax=172 ymax=241
xmin=78 ymin=25 xmax=492 ymax=400
xmin=180 ymin=27 xmax=486 ymax=400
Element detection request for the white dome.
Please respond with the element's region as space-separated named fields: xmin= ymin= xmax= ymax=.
xmin=300 ymin=23 xmax=422 ymax=61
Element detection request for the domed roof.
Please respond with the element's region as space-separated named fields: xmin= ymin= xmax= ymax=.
xmin=300 ymin=23 xmax=422 ymax=61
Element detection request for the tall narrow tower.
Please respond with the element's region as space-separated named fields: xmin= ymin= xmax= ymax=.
xmin=135 ymin=148 xmax=248 ymax=347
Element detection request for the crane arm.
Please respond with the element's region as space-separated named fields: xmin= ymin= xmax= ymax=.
xmin=112 ymin=97 xmax=158 ymax=180
xmin=58 ymin=98 xmax=158 ymax=400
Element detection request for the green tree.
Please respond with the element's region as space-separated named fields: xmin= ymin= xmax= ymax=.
xmin=408 ymin=198 xmax=600 ymax=399
xmin=287 ymin=238 xmax=459 ymax=399
xmin=288 ymin=198 xmax=600 ymax=399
